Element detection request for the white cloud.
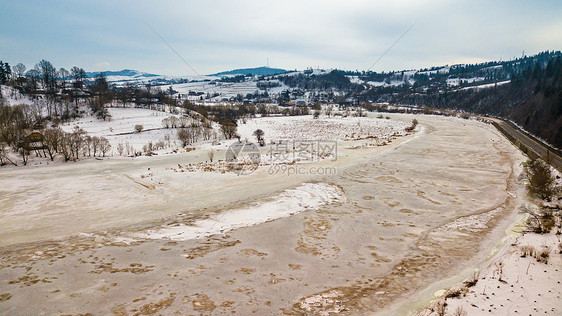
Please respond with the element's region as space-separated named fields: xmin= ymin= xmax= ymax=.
xmin=1 ymin=0 xmax=561 ymax=75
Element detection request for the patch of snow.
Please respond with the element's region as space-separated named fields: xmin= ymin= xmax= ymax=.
xmin=459 ymin=80 xmax=510 ymax=90
xmin=236 ymin=115 xmax=409 ymax=142
xmin=0 ymin=85 xmax=35 ymax=106
xmin=134 ymin=183 xmax=345 ymax=241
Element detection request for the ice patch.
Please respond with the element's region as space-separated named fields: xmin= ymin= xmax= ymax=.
xmin=135 ymin=183 xmax=345 ymax=240
xmin=438 ymin=208 xmax=503 ymax=232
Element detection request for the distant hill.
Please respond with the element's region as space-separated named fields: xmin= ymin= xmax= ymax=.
xmin=85 ymin=69 xmax=159 ymax=79
xmin=210 ymin=66 xmax=287 ymax=77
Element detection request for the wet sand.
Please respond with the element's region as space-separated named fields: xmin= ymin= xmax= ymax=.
xmin=0 ymin=114 xmax=526 ymax=315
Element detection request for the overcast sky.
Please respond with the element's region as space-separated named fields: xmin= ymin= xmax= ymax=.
xmin=1 ymin=0 xmax=561 ymax=76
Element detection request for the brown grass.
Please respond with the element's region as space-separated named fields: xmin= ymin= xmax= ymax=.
xmin=520 ymin=245 xmax=536 ymax=258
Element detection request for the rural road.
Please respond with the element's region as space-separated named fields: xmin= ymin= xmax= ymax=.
xmin=487 ymin=117 xmax=562 ymax=171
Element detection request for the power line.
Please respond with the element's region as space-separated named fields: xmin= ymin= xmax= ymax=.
xmin=146 ymin=23 xmax=204 ymax=80
xmin=367 ymin=23 xmax=415 ymax=72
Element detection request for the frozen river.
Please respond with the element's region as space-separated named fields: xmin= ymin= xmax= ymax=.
xmin=0 ymin=114 xmax=526 ymax=315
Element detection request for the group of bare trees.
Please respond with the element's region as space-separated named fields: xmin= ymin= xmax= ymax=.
xmin=161 ymin=114 xmax=216 ymax=147
xmin=0 ymin=104 xmax=37 ymax=165
xmin=219 ymin=120 xmax=237 ymax=139
xmin=162 ymin=116 xmax=193 ymax=129
xmin=177 ymin=125 xmax=215 ymax=147
xmin=0 ymin=121 xmax=111 ymax=166
xmin=40 ymin=127 xmax=111 ymax=163
xmin=4 ymin=59 xmax=89 ymax=120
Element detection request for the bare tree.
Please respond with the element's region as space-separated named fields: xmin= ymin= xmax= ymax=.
xmin=18 ymin=145 xmax=30 ymax=165
xmin=43 ymin=128 xmax=63 ymax=161
xmin=71 ymin=66 xmax=86 ymax=90
xmin=220 ymin=121 xmax=237 ymax=139
xmin=91 ymin=136 xmax=100 ymax=157
xmin=201 ymin=127 xmax=212 ymax=140
xmin=99 ymin=137 xmax=111 ymax=157
xmin=169 ymin=116 xmax=179 ymax=128
xmin=12 ymin=63 xmax=26 ymax=79
xmin=519 ymin=206 xmax=556 ymax=234
xmin=36 ymin=60 xmax=57 ymax=94
xmin=178 ymin=116 xmax=188 ymax=128
xmin=69 ymin=127 xmax=86 ymax=160
xmin=253 ymin=129 xmax=265 ymax=146
xmin=59 ymin=133 xmax=73 ymax=162
xmin=190 ymin=126 xmax=201 ymax=143
xmin=325 ymin=105 xmax=332 ymax=117
xmin=161 ymin=117 xmax=171 ymax=128
xmin=12 ymin=128 xmax=29 ymax=165
xmin=0 ymin=141 xmax=17 ymax=166
xmin=177 ymin=128 xmax=191 ymax=147
xmin=134 ymin=124 xmax=144 ymax=133
xmin=25 ymin=69 xmax=40 ymax=94
xmin=83 ymin=135 xmax=93 ymax=157
xmin=59 ymin=68 xmax=70 ymax=91
xmin=117 ymin=143 xmax=124 ymax=156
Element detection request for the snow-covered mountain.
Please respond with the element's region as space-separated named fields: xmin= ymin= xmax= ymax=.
xmin=85 ymin=69 xmax=159 ymax=79
xmin=209 ymin=66 xmax=287 ymax=77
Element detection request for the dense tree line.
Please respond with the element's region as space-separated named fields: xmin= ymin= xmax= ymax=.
xmin=386 ymin=56 xmax=562 ymax=147
xmin=278 ymin=70 xmax=360 ymax=91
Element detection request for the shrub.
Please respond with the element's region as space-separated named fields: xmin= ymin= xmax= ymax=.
xmin=536 ymin=247 xmax=550 ymax=264
xmin=521 ymin=206 xmax=555 ymax=234
xmin=525 ymin=159 xmax=556 ymax=201
xmin=463 ymin=271 xmax=480 ymax=287
xmin=434 ymin=300 xmax=446 ymax=316
xmin=540 ymin=210 xmax=555 ymax=233
xmin=444 ymin=286 xmax=468 ymax=299
xmin=454 ymin=306 xmax=467 ymax=316
xmin=520 ymin=245 xmax=536 ymax=258
xmin=134 ymin=124 xmax=144 ymax=133
xmin=405 ymin=118 xmax=418 ymax=132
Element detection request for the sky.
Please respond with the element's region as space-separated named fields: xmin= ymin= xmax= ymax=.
xmin=1 ymin=0 xmax=561 ymax=76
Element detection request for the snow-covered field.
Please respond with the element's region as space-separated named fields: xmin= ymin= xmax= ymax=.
xmin=170 ymin=79 xmax=289 ymax=101
xmin=54 ymin=109 xmax=410 ymax=160
xmin=418 ymin=226 xmax=562 ymax=316
xmin=237 ymin=115 xmax=409 ymax=142
xmin=60 ymin=107 xmax=182 ymax=153
xmin=460 ymin=80 xmax=511 ymax=90
xmin=446 ymin=77 xmax=486 ymax=86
